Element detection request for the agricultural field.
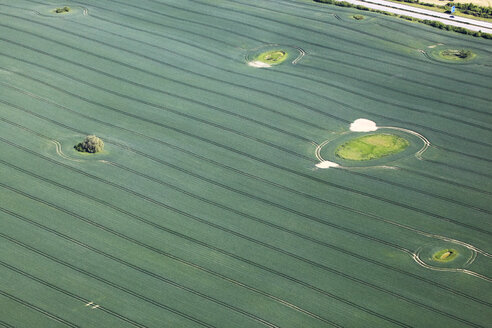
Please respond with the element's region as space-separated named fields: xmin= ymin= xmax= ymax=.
xmin=0 ymin=0 xmax=491 ymax=327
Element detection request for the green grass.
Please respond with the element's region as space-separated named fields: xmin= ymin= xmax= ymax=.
xmin=335 ymin=134 xmax=410 ymax=160
xmin=0 ymin=0 xmax=491 ymax=327
xmin=433 ymin=249 xmax=459 ymax=262
xmin=53 ymin=6 xmax=70 ymax=14
xmin=439 ymin=49 xmax=477 ymax=61
xmin=256 ymin=50 xmax=289 ymax=65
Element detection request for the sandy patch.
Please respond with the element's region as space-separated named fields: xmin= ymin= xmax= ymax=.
xmin=316 ymin=161 xmax=340 ymax=169
xmin=248 ymin=61 xmax=271 ymax=68
xmin=350 ymin=119 xmax=378 ymax=132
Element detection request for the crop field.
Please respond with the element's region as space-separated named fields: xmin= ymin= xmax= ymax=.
xmin=0 ymin=0 xmax=491 ymax=327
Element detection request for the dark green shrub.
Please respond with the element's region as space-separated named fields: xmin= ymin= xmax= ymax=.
xmin=54 ymin=6 xmax=70 ymax=13
xmin=74 ymin=135 xmax=104 ymax=153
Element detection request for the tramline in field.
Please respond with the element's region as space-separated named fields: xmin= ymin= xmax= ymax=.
xmin=0 ymin=0 xmax=491 ymax=327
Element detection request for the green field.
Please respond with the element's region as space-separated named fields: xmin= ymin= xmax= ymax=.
xmin=439 ymin=49 xmax=477 ymax=61
xmin=335 ymin=134 xmax=409 ymax=160
xmin=0 ymin=0 xmax=491 ymax=327
xmin=256 ymin=50 xmax=289 ymax=65
xmin=433 ymin=249 xmax=459 ymax=262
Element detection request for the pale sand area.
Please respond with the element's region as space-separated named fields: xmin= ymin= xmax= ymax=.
xmin=248 ymin=61 xmax=271 ymax=68
xmin=315 ymin=119 xmax=378 ymax=169
xmin=315 ymin=161 xmax=340 ymax=168
xmin=350 ymin=118 xmax=378 ymax=132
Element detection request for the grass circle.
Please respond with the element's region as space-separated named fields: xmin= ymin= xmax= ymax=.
xmin=52 ymin=6 xmax=71 ymax=14
xmin=335 ymin=133 xmax=409 ymax=161
xmin=256 ymin=50 xmax=288 ymax=65
xmin=245 ymin=45 xmax=304 ymax=67
xmin=432 ymin=249 xmax=459 ymax=262
xmin=438 ymin=49 xmax=476 ymax=62
xmin=416 ymin=242 xmax=475 ymax=269
xmin=29 ymin=4 xmax=85 ymax=18
xmin=426 ymin=45 xmax=488 ymax=65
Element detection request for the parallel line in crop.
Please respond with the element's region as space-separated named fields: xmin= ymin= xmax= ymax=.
xmin=0 ymin=204 xmax=337 ymax=326
xmin=1 ymin=43 xmax=490 ymax=176
xmin=1 ymin=85 xmax=490 ymax=236
xmin=9 ymin=0 xmax=489 ymax=125
xmin=0 ymin=184 xmax=412 ymax=328
xmin=433 ymin=145 xmax=492 ymax=162
xmin=1 ymin=122 xmax=490 ymax=320
xmin=0 ymin=102 xmax=423 ymax=252
xmin=340 ymin=168 xmax=491 ymax=214
xmin=0 ymin=53 xmax=315 ymax=160
xmin=255 ymin=0 xmax=492 ymax=55
xmin=0 ymin=289 xmax=80 ymax=328
xmin=4 ymin=150 xmax=477 ymax=326
xmin=1 ymin=16 xmax=490 ymax=152
xmin=421 ymin=160 xmax=492 ymax=179
xmin=0 ymin=12 xmax=343 ymax=129
xmin=2 ymin=74 xmax=490 ymax=216
xmin=2 ymin=103 xmax=490 ymax=269
xmin=0 ymin=259 xmax=149 ymax=328
xmin=2 ymin=11 xmax=490 ymax=149
xmin=172 ymin=0 xmax=492 ymax=82
xmin=297 ymin=62 xmax=491 ymax=124
xmin=0 ymin=233 xmax=216 ymax=328
xmin=0 ymin=117 xmax=463 ymax=255
xmin=21 ymin=0 xmax=492 ymax=107
xmin=34 ymin=0 xmax=492 ymax=123
xmin=52 ymin=5 xmax=492 ymax=124
xmin=2 ymin=65 xmax=490 ymax=218
xmin=0 ymin=209 xmax=281 ymax=328
xmin=395 ymin=166 xmax=492 ymax=195
xmin=1 ymin=103 xmax=490 ymax=264
xmin=0 ymin=320 xmax=15 ymax=328
xmin=76 ymin=11 xmax=492 ymax=118
xmin=24 ymin=0 xmax=492 ymax=96
xmin=2 ymin=152 xmax=490 ymax=310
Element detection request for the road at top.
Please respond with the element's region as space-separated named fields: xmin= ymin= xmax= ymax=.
xmin=339 ymin=0 xmax=492 ymax=33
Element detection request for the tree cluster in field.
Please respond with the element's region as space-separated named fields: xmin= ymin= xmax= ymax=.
xmin=314 ymin=0 xmax=492 ymax=39
xmin=55 ymin=6 xmax=70 ymax=13
xmin=74 ymin=135 xmax=104 ymax=153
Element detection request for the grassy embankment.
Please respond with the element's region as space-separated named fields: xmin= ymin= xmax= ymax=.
xmin=433 ymin=249 xmax=459 ymax=262
xmin=438 ymin=48 xmax=477 ymax=60
xmin=336 ymin=134 xmax=409 ymax=160
xmin=256 ymin=50 xmax=289 ymax=65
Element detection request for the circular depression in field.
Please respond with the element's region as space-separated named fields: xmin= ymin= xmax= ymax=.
xmin=344 ymin=13 xmax=377 ymax=24
xmin=45 ymin=134 xmax=120 ymax=163
xmin=415 ymin=241 xmax=476 ymax=270
xmin=30 ymin=4 xmax=87 ymax=18
xmin=425 ymin=44 xmax=489 ymax=65
xmin=335 ymin=133 xmax=409 ymax=161
xmin=318 ymin=128 xmax=422 ymax=168
xmin=245 ymin=45 xmax=305 ymax=68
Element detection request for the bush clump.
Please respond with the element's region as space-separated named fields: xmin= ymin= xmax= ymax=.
xmin=55 ymin=6 xmax=70 ymax=13
xmin=353 ymin=14 xmax=365 ymax=20
xmin=448 ymin=49 xmax=472 ymax=58
xmin=74 ymin=135 xmax=104 ymax=153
